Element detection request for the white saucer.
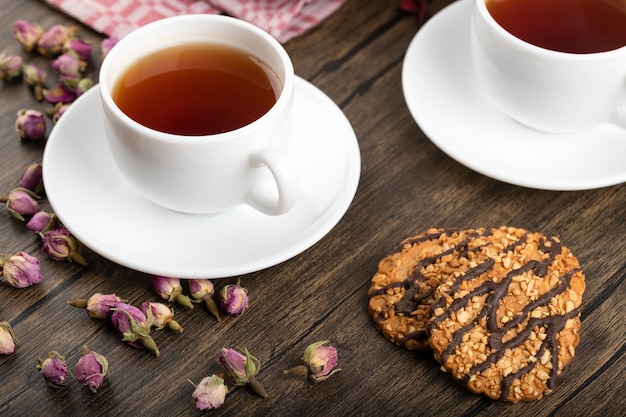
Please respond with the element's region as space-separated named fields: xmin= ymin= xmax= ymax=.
xmin=42 ymin=78 xmax=361 ymax=278
xmin=402 ymin=0 xmax=626 ymax=190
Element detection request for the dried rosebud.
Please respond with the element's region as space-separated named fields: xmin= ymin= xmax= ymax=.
xmin=37 ymin=24 xmax=76 ymax=56
xmin=76 ymin=77 xmax=94 ymax=97
xmin=43 ymin=83 xmax=75 ymax=104
xmin=13 ymin=19 xmax=44 ymax=52
xmin=189 ymin=279 xmax=220 ymax=321
xmin=63 ymin=38 xmax=92 ymax=62
xmin=0 ymin=53 xmax=23 ymax=81
xmin=152 ymin=276 xmax=193 ymax=309
xmin=58 ymin=72 xmax=81 ymax=91
xmin=22 ymin=64 xmax=47 ymax=101
xmin=26 ymin=211 xmax=56 ymax=233
xmin=1 ymin=187 xmax=40 ymax=220
xmin=40 ymin=225 xmax=87 ymax=265
xmin=302 ymin=341 xmax=341 ymax=382
xmin=23 ymin=63 xmax=47 ymax=86
xmin=15 ymin=109 xmax=46 ymax=140
xmin=18 ymin=162 xmax=44 ymax=193
xmin=218 ymin=347 xmax=267 ymax=398
xmin=52 ymin=52 xmax=85 ymax=76
xmin=110 ymin=302 xmax=160 ymax=356
xmin=141 ymin=301 xmax=183 ymax=332
xmin=46 ymin=102 xmax=71 ymax=124
xmin=37 ymin=351 xmax=70 ymax=388
xmin=0 ymin=322 xmax=18 ymax=355
xmin=0 ymin=251 xmax=43 ymax=288
xmin=219 ymin=280 xmax=249 ymax=317
xmin=100 ymin=36 xmax=118 ymax=59
xmin=190 ymin=375 xmax=228 ymax=411
xmin=75 ymin=345 xmax=109 ymax=393
xmin=68 ymin=292 xmax=123 ymax=319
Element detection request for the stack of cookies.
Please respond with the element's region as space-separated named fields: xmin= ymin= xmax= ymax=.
xmin=367 ymin=226 xmax=585 ymax=402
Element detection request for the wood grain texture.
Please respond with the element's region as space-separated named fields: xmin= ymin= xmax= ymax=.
xmin=1 ymin=0 xmax=624 ymax=416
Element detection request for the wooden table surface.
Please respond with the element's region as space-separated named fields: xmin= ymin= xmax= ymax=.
xmin=1 ymin=0 xmax=624 ymax=416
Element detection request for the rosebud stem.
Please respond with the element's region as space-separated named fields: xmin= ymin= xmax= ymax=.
xmin=70 ymin=251 xmax=87 ymax=266
xmin=283 ymin=365 xmax=308 ymax=377
xmin=67 ymin=299 xmax=88 ymax=308
xmin=247 ymin=375 xmax=268 ymax=398
xmin=139 ymin=334 xmax=160 ymax=357
xmin=167 ymin=319 xmax=183 ymax=333
xmin=204 ymin=297 xmax=221 ymax=321
xmin=175 ymin=293 xmax=194 ymax=309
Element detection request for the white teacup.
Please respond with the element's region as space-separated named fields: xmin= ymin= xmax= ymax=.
xmin=99 ymin=15 xmax=298 ymax=215
xmin=470 ymin=0 xmax=626 ymax=134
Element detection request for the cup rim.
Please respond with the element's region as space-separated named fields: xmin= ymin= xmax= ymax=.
xmin=475 ymin=0 xmax=626 ymax=60
xmin=99 ymin=14 xmax=294 ymax=144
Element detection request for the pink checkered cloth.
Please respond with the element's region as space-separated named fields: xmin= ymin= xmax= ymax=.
xmin=44 ymin=0 xmax=346 ymax=43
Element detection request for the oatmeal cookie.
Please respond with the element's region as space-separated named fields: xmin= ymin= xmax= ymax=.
xmin=426 ymin=226 xmax=585 ymax=402
xmin=368 ymin=228 xmax=483 ymax=350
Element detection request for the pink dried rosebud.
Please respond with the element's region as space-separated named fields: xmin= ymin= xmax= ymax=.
xmin=0 ymin=53 xmax=23 ymax=81
xmin=15 ymin=109 xmax=46 ymax=140
xmin=0 ymin=322 xmax=18 ymax=355
xmin=190 ymin=374 xmax=228 ymax=411
xmin=23 ymin=63 xmax=47 ymax=86
xmin=219 ymin=280 xmax=249 ymax=317
xmin=218 ymin=347 xmax=267 ymax=398
xmin=37 ymin=24 xmax=76 ymax=56
xmin=43 ymin=83 xmax=75 ymax=104
xmin=1 ymin=187 xmax=40 ymax=220
xmin=301 ymin=341 xmax=341 ymax=382
xmin=0 ymin=251 xmax=43 ymax=288
xmin=68 ymin=292 xmax=123 ymax=319
xmin=26 ymin=211 xmax=56 ymax=233
xmin=22 ymin=63 xmax=47 ymax=101
xmin=110 ymin=302 xmax=160 ymax=356
xmin=63 ymin=38 xmax=92 ymax=61
xmin=152 ymin=276 xmax=193 ymax=309
xmin=40 ymin=225 xmax=87 ymax=265
xmin=52 ymin=52 xmax=85 ymax=76
xmin=13 ymin=19 xmax=44 ymax=52
xmin=141 ymin=301 xmax=183 ymax=332
xmin=18 ymin=162 xmax=44 ymax=193
xmin=100 ymin=36 xmax=118 ymax=59
xmin=189 ymin=279 xmax=220 ymax=321
xmin=37 ymin=351 xmax=70 ymax=388
xmin=75 ymin=345 xmax=109 ymax=393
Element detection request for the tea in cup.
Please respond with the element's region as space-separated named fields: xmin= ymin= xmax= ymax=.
xmin=99 ymin=15 xmax=298 ymax=215
xmin=470 ymin=0 xmax=626 ymax=133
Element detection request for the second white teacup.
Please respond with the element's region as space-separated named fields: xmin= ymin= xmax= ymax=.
xmin=470 ymin=0 xmax=626 ymax=134
xmin=99 ymin=15 xmax=298 ymax=215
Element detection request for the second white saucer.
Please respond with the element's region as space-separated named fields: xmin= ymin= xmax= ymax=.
xmin=402 ymin=0 xmax=626 ymax=190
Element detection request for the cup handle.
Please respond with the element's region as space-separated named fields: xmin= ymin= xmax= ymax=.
xmin=246 ymin=149 xmax=298 ymax=216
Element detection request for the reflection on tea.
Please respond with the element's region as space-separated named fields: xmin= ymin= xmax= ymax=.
xmin=486 ymin=0 xmax=626 ymax=53
xmin=113 ymin=43 xmax=280 ymax=135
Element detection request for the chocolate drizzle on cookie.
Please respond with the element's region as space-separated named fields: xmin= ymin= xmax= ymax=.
xmin=427 ymin=231 xmax=582 ymax=401
xmin=369 ymin=229 xmax=482 ymax=346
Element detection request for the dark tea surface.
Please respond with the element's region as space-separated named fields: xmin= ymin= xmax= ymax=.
xmin=486 ymin=0 xmax=626 ymax=53
xmin=112 ymin=43 xmax=279 ymax=135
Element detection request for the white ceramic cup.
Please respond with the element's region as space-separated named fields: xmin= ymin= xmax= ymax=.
xmin=470 ymin=0 xmax=626 ymax=134
xmin=99 ymin=15 xmax=298 ymax=215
